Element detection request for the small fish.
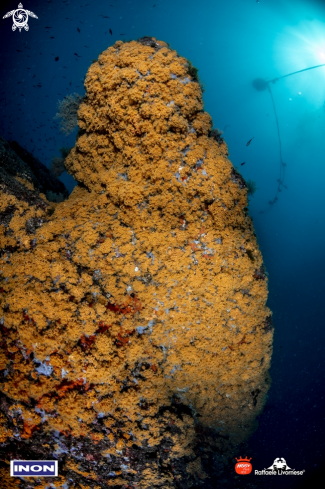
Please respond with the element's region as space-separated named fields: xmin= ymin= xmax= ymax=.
xmin=74 ymin=53 xmax=81 ymax=57
xmin=77 ymin=27 xmax=80 ymax=33
xmin=246 ymin=137 xmax=254 ymax=146
xmin=55 ymin=56 xmax=59 ymax=61
xmin=240 ymin=162 xmax=246 ymax=166
xmin=109 ymin=28 xmax=113 ymax=35
xmin=45 ymin=26 xmax=52 ymax=29
xmin=50 ymin=36 xmax=55 ymax=39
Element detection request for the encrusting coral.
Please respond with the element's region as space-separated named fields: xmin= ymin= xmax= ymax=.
xmin=0 ymin=37 xmax=273 ymax=488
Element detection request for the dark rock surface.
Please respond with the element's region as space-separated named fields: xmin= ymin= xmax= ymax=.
xmin=0 ymin=136 xmax=69 ymax=202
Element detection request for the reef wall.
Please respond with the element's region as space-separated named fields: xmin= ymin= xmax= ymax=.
xmin=0 ymin=37 xmax=273 ymax=488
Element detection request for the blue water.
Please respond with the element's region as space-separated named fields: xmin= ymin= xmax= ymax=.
xmin=1 ymin=0 xmax=324 ymax=487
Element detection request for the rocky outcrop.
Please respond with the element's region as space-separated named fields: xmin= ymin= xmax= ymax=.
xmin=0 ymin=38 xmax=273 ymax=488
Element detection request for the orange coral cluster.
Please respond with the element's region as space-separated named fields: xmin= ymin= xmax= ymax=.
xmin=0 ymin=38 xmax=273 ymax=487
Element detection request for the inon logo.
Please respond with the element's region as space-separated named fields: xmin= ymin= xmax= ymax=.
xmin=235 ymin=457 xmax=253 ymax=475
xmin=10 ymin=461 xmax=58 ymax=477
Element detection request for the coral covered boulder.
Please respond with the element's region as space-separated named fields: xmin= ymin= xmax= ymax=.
xmin=0 ymin=38 xmax=273 ymax=488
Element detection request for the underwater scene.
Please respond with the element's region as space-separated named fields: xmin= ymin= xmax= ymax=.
xmin=0 ymin=0 xmax=324 ymax=488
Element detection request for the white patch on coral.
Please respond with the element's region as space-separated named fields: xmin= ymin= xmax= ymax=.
xmin=35 ymin=357 xmax=53 ymax=377
xmin=61 ymin=368 xmax=69 ymax=378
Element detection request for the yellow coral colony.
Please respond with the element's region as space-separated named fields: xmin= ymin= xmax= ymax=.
xmin=0 ymin=38 xmax=273 ymax=487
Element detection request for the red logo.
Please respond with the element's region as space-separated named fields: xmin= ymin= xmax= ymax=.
xmin=235 ymin=457 xmax=252 ymax=475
